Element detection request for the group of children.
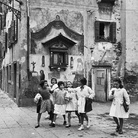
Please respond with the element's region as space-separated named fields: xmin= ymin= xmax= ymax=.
xmin=34 ymin=76 xmax=131 ymax=134
xmin=34 ymin=77 xmax=95 ymax=131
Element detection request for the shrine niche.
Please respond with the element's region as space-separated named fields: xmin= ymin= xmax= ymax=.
xmin=31 ymin=15 xmax=84 ymax=55
xmin=42 ymin=33 xmax=76 ymax=71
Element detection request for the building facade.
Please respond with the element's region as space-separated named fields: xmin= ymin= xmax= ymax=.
xmin=0 ymin=0 xmax=138 ymax=106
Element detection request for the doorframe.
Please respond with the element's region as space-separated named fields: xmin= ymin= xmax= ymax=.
xmin=91 ymin=64 xmax=112 ymax=102
xmin=13 ymin=61 xmax=17 ymax=99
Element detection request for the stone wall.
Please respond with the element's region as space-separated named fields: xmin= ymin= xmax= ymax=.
xmin=29 ymin=0 xmax=123 ymax=83
xmin=124 ymin=0 xmax=138 ymax=96
xmin=29 ymin=0 xmax=86 ymax=87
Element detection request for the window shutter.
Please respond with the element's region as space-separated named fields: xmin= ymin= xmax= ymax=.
xmin=95 ymin=21 xmax=100 ymax=42
xmin=110 ymin=22 xmax=116 ymax=43
xmin=11 ymin=20 xmax=15 ymax=43
xmin=0 ymin=4 xmax=2 ymax=33
xmin=65 ymin=52 xmax=68 ymax=65
xmin=15 ymin=17 xmax=18 ymax=42
xmin=0 ymin=4 xmax=2 ymax=13
xmin=50 ymin=51 xmax=53 ymax=66
xmin=2 ymin=14 xmax=5 ymax=29
xmin=8 ymin=27 xmax=12 ymax=48
xmin=5 ymin=32 xmax=7 ymax=52
xmin=4 ymin=12 xmax=6 ymax=27
xmin=0 ymin=16 xmax=1 ymax=34
xmin=0 ymin=42 xmax=2 ymax=58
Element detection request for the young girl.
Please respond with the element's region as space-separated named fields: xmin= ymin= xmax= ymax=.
xmin=65 ymin=81 xmax=81 ymax=128
xmin=50 ymin=81 xmax=67 ymax=127
xmin=35 ymin=80 xmax=54 ymax=128
xmin=50 ymin=78 xmax=58 ymax=102
xmin=45 ymin=78 xmax=58 ymax=120
xmin=76 ymin=77 xmax=95 ymax=131
xmin=109 ymin=78 xmax=130 ymax=134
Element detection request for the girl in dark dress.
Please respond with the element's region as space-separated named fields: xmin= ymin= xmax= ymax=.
xmin=35 ymin=80 xmax=54 ymax=128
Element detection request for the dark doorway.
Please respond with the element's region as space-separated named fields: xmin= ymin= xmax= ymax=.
xmin=13 ymin=62 xmax=17 ymax=99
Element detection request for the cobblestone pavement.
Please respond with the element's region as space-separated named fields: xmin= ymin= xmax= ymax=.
xmin=0 ymin=89 xmax=138 ymax=138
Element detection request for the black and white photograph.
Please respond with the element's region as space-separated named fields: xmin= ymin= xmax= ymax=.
xmin=0 ymin=0 xmax=138 ymax=137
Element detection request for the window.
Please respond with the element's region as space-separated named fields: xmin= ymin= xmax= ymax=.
xmin=95 ymin=21 xmax=116 ymax=43
xmin=50 ymin=51 xmax=68 ymax=71
xmin=42 ymin=33 xmax=75 ymax=71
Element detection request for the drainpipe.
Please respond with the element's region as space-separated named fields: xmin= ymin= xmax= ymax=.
xmin=26 ymin=0 xmax=30 ymax=80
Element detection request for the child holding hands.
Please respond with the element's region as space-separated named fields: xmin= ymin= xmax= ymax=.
xmin=65 ymin=81 xmax=81 ymax=128
xmin=50 ymin=81 xmax=67 ymax=127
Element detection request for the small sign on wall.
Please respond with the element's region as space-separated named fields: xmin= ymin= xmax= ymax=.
xmin=32 ymin=71 xmax=38 ymax=77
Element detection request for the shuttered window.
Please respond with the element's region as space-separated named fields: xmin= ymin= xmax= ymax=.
xmin=0 ymin=42 xmax=2 ymax=58
xmin=95 ymin=21 xmax=100 ymax=42
xmin=95 ymin=21 xmax=116 ymax=43
xmin=0 ymin=4 xmax=2 ymax=34
xmin=8 ymin=27 xmax=12 ymax=48
xmin=110 ymin=22 xmax=116 ymax=43
xmin=8 ymin=18 xmax=18 ymax=48
xmin=15 ymin=17 xmax=18 ymax=42
xmin=5 ymin=32 xmax=7 ymax=52
xmin=0 ymin=16 xmax=2 ymax=35
xmin=11 ymin=20 xmax=15 ymax=43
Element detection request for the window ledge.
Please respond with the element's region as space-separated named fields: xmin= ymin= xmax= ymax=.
xmin=95 ymin=39 xmax=113 ymax=43
xmin=49 ymin=65 xmax=67 ymax=71
xmin=96 ymin=0 xmax=115 ymax=5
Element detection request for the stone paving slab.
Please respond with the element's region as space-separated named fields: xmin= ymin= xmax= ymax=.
xmin=0 ymin=90 xmax=138 ymax=138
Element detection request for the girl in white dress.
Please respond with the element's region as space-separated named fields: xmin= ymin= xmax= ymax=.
xmin=109 ymin=78 xmax=130 ymax=134
xmin=65 ymin=81 xmax=81 ymax=128
xmin=50 ymin=78 xmax=58 ymax=102
xmin=45 ymin=78 xmax=58 ymax=120
xmin=50 ymin=81 xmax=67 ymax=127
xmin=76 ymin=78 xmax=95 ymax=131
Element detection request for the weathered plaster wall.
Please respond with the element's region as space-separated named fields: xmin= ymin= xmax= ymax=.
xmin=29 ymin=54 xmax=83 ymax=83
xmin=29 ymin=0 xmax=86 ymax=86
xmin=126 ymin=0 xmax=138 ymax=73
xmin=29 ymin=0 xmax=123 ymax=85
xmin=1 ymin=1 xmax=30 ymax=106
xmin=2 ymin=1 xmax=21 ymax=66
xmin=124 ymin=0 xmax=138 ymax=94
xmin=86 ymin=0 xmax=122 ymax=79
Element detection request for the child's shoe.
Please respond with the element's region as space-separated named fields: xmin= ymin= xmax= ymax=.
xmin=50 ymin=123 xmax=55 ymax=127
xmin=63 ymin=121 xmax=67 ymax=125
xmin=118 ymin=129 xmax=123 ymax=134
xmin=35 ymin=125 xmax=40 ymax=128
xmin=86 ymin=121 xmax=91 ymax=129
xmin=78 ymin=125 xmax=84 ymax=131
xmin=116 ymin=125 xmax=120 ymax=132
xmin=66 ymin=124 xmax=71 ymax=128
xmin=86 ymin=124 xmax=90 ymax=129
xmin=78 ymin=123 xmax=81 ymax=126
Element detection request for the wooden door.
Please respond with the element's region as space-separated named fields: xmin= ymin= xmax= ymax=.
xmin=94 ymin=68 xmax=107 ymax=102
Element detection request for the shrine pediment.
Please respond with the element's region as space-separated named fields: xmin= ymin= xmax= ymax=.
xmin=31 ymin=15 xmax=83 ymax=41
xmin=42 ymin=33 xmax=76 ymax=49
xmin=31 ymin=15 xmax=84 ymax=54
